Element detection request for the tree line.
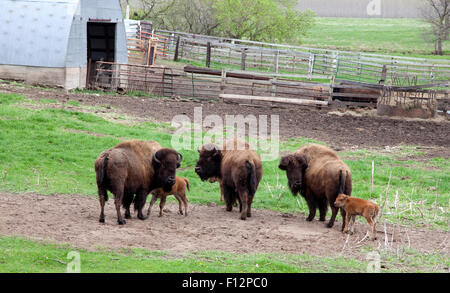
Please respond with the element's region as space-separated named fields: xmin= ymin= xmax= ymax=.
xmin=126 ymin=0 xmax=316 ymax=45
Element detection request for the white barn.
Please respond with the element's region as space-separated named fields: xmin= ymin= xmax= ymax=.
xmin=0 ymin=0 xmax=128 ymax=89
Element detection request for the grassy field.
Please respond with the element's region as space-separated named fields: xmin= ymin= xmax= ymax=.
xmin=1 ymin=236 xmax=447 ymax=273
xmin=0 ymin=92 xmax=448 ymax=227
xmin=302 ymin=18 xmax=450 ymax=58
xmin=0 ymin=92 xmax=448 ymax=272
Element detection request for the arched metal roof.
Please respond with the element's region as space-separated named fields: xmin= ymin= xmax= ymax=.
xmin=0 ymin=0 xmax=127 ymax=68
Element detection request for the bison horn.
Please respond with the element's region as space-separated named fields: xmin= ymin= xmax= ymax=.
xmin=152 ymin=152 xmax=161 ymax=164
xmin=177 ymin=152 xmax=183 ymax=163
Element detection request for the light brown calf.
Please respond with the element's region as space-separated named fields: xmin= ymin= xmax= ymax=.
xmin=147 ymin=176 xmax=189 ymax=217
xmin=334 ymin=194 xmax=379 ymax=240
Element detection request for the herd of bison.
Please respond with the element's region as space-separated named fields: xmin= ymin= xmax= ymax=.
xmin=95 ymin=139 xmax=379 ymax=241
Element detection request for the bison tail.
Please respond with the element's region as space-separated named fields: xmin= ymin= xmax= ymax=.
xmin=96 ymin=154 xmax=109 ymax=188
xmin=184 ymin=178 xmax=190 ymax=192
xmin=246 ymin=161 xmax=257 ymax=196
xmin=338 ymin=169 xmax=347 ymax=195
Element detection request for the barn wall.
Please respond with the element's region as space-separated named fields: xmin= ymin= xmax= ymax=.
xmin=0 ymin=0 xmax=127 ymax=89
xmin=0 ymin=65 xmax=66 ymax=87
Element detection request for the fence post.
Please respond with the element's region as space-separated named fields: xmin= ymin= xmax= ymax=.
xmin=220 ymin=69 xmax=226 ymax=101
xmin=430 ymin=64 xmax=435 ymax=83
xmin=328 ymin=75 xmax=335 ymax=104
xmin=380 ymin=65 xmax=387 ymax=85
xmin=241 ymin=48 xmax=247 ymax=71
xmin=271 ymin=77 xmax=277 ymax=97
xmin=206 ymin=42 xmax=211 ymax=68
xmin=274 ymin=50 xmax=279 ymax=73
xmin=173 ymin=36 xmax=180 ymax=62
xmin=308 ymin=53 xmax=315 ymax=80
xmin=333 ymin=51 xmax=340 ymax=77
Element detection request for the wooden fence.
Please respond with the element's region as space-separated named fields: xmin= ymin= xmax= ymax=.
xmin=154 ymin=29 xmax=450 ymax=86
xmin=89 ymin=61 xmax=449 ymax=111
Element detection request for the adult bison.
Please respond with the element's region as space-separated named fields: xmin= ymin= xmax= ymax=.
xmin=95 ymin=140 xmax=182 ymax=224
xmin=278 ymin=144 xmax=352 ymax=230
xmin=195 ymin=139 xmax=263 ymax=220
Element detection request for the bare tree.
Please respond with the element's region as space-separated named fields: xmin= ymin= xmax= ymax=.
xmin=421 ymin=0 xmax=450 ymax=55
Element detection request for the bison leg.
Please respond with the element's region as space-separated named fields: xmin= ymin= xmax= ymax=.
xmin=349 ymin=215 xmax=356 ymax=235
xmin=98 ymin=187 xmax=107 ymax=223
xmin=175 ymin=192 xmax=188 ymax=216
xmin=147 ymin=193 xmax=158 ymax=216
xmin=371 ymin=217 xmax=377 ymax=240
xmin=122 ymin=192 xmax=134 ymax=219
xmin=113 ymin=192 xmax=126 ymax=225
xmin=238 ymin=190 xmax=248 ymax=220
xmin=247 ymin=194 xmax=254 ymax=218
xmin=343 ymin=213 xmax=351 ymax=233
xmin=159 ymin=196 xmax=166 ymax=217
xmin=223 ymin=185 xmax=235 ymax=212
xmin=135 ymin=190 xmax=149 ymax=220
xmin=109 ymin=181 xmax=126 ymax=225
xmin=173 ymin=193 xmax=184 ymax=215
xmin=340 ymin=208 xmax=347 ymax=232
xmin=318 ymin=198 xmax=328 ymax=221
xmin=327 ymin=206 xmax=339 ymax=228
xmin=305 ymin=197 xmax=317 ymax=221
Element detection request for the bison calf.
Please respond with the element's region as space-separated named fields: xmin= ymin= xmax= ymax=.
xmin=147 ymin=176 xmax=190 ymax=217
xmin=334 ymin=194 xmax=379 ymax=240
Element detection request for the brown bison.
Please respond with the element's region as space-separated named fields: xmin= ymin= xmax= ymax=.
xmin=147 ymin=176 xmax=190 ymax=217
xmin=278 ymin=144 xmax=352 ymax=230
xmin=195 ymin=139 xmax=263 ymax=220
xmin=95 ymin=140 xmax=182 ymax=224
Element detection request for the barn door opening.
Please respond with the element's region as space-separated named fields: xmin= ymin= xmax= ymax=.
xmin=87 ymin=22 xmax=116 ymax=86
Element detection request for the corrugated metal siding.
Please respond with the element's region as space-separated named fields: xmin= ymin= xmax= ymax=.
xmin=0 ymin=0 xmax=79 ymax=67
xmin=0 ymin=0 xmax=127 ymax=68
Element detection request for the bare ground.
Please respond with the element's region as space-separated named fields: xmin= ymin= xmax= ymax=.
xmin=0 ymin=192 xmax=447 ymax=260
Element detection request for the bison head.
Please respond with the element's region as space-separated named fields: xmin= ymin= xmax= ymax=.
xmin=194 ymin=143 xmax=222 ymax=181
xmin=278 ymin=153 xmax=308 ymax=196
xmin=334 ymin=194 xmax=349 ymax=208
xmin=152 ymin=148 xmax=183 ymax=192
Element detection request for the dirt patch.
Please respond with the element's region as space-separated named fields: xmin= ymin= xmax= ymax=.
xmin=1 ymin=84 xmax=450 ymax=158
xmin=0 ymin=192 xmax=447 ymax=260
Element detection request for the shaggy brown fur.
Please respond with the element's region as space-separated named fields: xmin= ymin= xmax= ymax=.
xmin=147 ymin=176 xmax=190 ymax=217
xmin=195 ymin=139 xmax=263 ymax=220
xmin=94 ymin=140 xmax=182 ymax=225
xmin=334 ymin=194 xmax=379 ymax=240
xmin=279 ymin=144 xmax=352 ymax=230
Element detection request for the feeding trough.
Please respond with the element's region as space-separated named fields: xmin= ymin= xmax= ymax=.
xmin=377 ymin=85 xmax=439 ymax=119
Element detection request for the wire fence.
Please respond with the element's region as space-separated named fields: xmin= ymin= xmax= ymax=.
xmin=152 ymin=29 xmax=450 ymax=86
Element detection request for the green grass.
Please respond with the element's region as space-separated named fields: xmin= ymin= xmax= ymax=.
xmin=0 ymin=92 xmax=448 ymax=229
xmin=1 ymin=236 xmax=447 ymax=273
xmin=302 ymin=18 xmax=449 ymax=58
